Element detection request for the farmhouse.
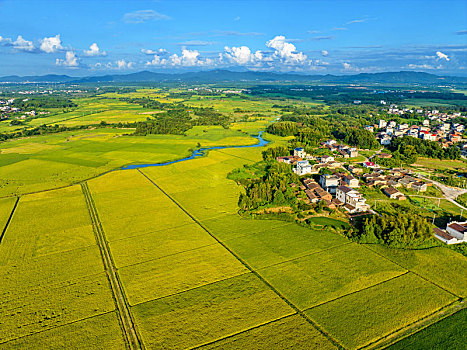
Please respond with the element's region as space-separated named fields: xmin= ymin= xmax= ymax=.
xmin=383 ymin=187 xmax=406 ymax=200
xmin=336 ymin=185 xmax=370 ymax=213
xmin=294 ymin=160 xmax=313 ymax=176
xmin=294 ymin=147 xmax=306 ymax=158
xmin=446 ymin=222 xmax=467 ymax=241
xmin=434 ymin=222 xmax=467 ymax=244
xmin=343 ymin=175 xmax=359 ymax=188
xmin=319 ymin=174 xmax=340 ymax=194
xmin=276 ymin=156 xmax=302 ymax=164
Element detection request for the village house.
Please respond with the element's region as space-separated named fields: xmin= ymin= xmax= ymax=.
xmin=363 ymin=161 xmax=378 ymax=169
xmin=411 ymin=181 xmax=427 ymax=192
xmin=446 ymin=222 xmax=467 ymax=241
xmin=320 ymin=155 xmax=335 ymax=163
xmin=343 ymin=175 xmax=359 ymax=188
xmin=383 ymin=187 xmax=406 ymax=200
xmin=276 ymin=156 xmax=302 ymax=164
xmin=435 ymin=222 xmax=467 ymax=244
xmin=336 ymin=185 xmax=370 ymax=214
xmin=294 ymin=147 xmax=307 ymax=158
xmin=347 ymin=148 xmax=358 ymax=158
xmin=319 ymin=174 xmax=340 ymax=194
xmin=294 ymin=160 xmax=313 ymax=176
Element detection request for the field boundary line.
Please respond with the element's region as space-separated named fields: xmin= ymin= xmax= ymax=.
xmin=130 ymin=271 xmax=251 ymax=308
xmin=81 ymin=183 xmax=144 ymax=350
xmin=254 ymin=241 xmax=353 ymax=271
xmin=189 ymin=313 xmax=297 ymax=350
xmin=302 ymin=271 xmax=410 ymax=313
xmin=116 ymin=221 xmax=299 ymax=270
xmin=0 ymin=310 xmax=116 ymax=346
xmin=364 ymin=299 xmax=466 ymax=350
xmin=216 ymin=148 xmax=259 ymax=163
xmin=0 ymin=196 xmax=19 ymax=244
xmin=118 ymin=241 xmax=220 ymax=270
xmin=109 ymin=221 xmax=197 ymax=243
xmin=362 ymin=244 xmax=462 ymax=299
xmin=138 ymin=168 xmax=345 ymax=350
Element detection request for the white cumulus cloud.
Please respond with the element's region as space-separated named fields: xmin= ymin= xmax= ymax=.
xmin=12 ymin=35 xmax=34 ymax=51
xmin=343 ymin=62 xmax=352 ymax=70
xmin=170 ymin=49 xmax=206 ymax=66
xmin=141 ymin=48 xmax=167 ymax=55
xmin=266 ymin=35 xmax=307 ymax=64
xmin=145 ymin=54 xmax=168 ymax=66
xmin=321 ymin=50 xmax=329 ymax=56
xmin=116 ymin=59 xmax=134 ymax=69
xmin=84 ymin=43 xmax=106 ymax=56
xmin=436 ymin=51 xmax=450 ymax=61
xmin=40 ymin=35 xmax=63 ymax=53
xmin=223 ymin=46 xmax=263 ymax=65
xmin=56 ymin=51 xmax=79 ymax=67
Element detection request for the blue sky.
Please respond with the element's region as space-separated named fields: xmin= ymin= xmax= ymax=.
xmin=0 ymin=0 xmax=466 ymax=76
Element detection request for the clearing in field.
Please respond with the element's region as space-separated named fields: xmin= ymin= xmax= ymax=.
xmin=305 ymin=273 xmax=458 ymax=349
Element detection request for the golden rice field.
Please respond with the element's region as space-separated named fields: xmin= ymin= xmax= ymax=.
xmin=0 ymin=91 xmax=465 ymax=349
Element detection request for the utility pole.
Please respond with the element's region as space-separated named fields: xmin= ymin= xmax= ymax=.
xmin=461 ymin=209 xmax=464 ymax=221
xmin=432 ymin=213 xmax=436 ymax=225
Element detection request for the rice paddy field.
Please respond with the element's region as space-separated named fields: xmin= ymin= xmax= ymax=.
xmin=0 ymin=89 xmax=465 ymax=349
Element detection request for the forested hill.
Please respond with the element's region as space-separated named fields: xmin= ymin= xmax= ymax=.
xmin=1 ymin=70 xmax=466 ymax=85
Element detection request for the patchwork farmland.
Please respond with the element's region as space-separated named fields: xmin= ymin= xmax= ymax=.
xmin=0 ymin=88 xmax=465 ymax=349
xmin=1 ymin=141 xmax=464 ymax=349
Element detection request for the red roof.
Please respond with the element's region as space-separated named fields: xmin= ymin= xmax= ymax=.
xmin=448 ymin=223 xmax=467 ymax=233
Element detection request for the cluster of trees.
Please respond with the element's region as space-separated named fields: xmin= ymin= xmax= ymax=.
xmin=352 ymin=213 xmax=433 ymax=246
xmin=262 ymin=146 xmax=290 ymax=161
xmin=266 ymin=121 xmax=298 ymax=136
xmin=193 ymin=107 xmax=230 ymax=127
xmin=250 ymin=85 xmax=467 ymax=105
xmin=334 ymin=128 xmax=380 ymax=149
xmin=119 ymin=97 xmax=174 ymax=110
xmin=266 ymin=111 xmax=380 ymax=149
xmin=11 ymin=96 xmax=77 ymax=109
xmin=391 ymin=136 xmax=460 ymax=160
xmin=237 ymin=162 xmax=299 ymax=211
xmin=134 ymin=109 xmax=192 ymax=135
xmin=133 ymin=106 xmax=230 ymax=136
xmin=0 ymin=122 xmax=134 ymax=142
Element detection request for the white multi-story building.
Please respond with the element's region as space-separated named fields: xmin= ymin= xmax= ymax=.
xmin=294 ymin=160 xmax=313 ymax=176
xmin=319 ymin=174 xmax=340 ymax=194
xmin=378 ymin=120 xmax=387 ymax=129
xmin=336 ymin=185 xmax=370 ymax=213
xmin=294 ymin=147 xmax=306 ymax=158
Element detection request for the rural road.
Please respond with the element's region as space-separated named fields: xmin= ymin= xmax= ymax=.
xmin=82 ymin=183 xmax=143 ymax=350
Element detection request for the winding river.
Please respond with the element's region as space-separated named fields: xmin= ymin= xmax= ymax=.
xmin=122 ymin=131 xmax=269 ymax=170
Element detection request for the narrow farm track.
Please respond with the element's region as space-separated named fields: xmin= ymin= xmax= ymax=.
xmin=0 ymin=197 xmax=19 ymax=244
xmin=81 ymin=183 xmax=143 ymax=350
xmin=137 ymin=169 xmax=345 ymax=350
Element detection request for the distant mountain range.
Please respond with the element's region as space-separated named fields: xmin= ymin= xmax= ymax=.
xmin=1 ymin=70 xmax=466 ymax=85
